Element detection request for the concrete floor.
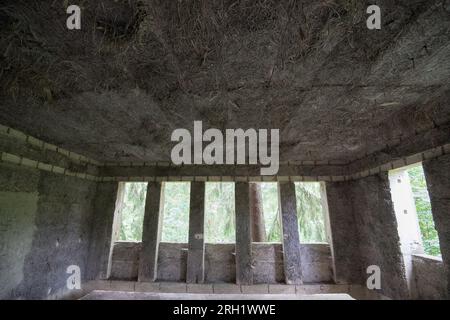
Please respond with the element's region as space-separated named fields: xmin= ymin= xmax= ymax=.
xmin=81 ymin=290 xmax=354 ymax=300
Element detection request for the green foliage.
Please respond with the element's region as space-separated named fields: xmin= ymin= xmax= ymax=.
xmin=295 ymin=182 xmax=327 ymax=243
xmin=117 ymin=181 xmax=327 ymax=245
xmin=161 ymin=182 xmax=190 ymax=243
xmin=260 ymin=183 xmax=282 ymax=242
xmin=259 ymin=182 xmax=327 ymax=243
xmin=204 ymin=182 xmax=235 ymax=243
xmin=408 ymin=166 xmax=441 ymax=256
xmin=119 ymin=182 xmax=147 ymax=241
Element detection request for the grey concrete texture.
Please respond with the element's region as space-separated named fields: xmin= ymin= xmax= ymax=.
xmin=2 ymin=112 xmax=450 ymax=301
xmin=326 ymin=173 xmax=410 ymax=299
xmin=80 ymin=280 xmax=389 ymax=299
xmin=87 ymin=182 xmax=119 ymax=280
xmin=412 ymin=255 xmax=447 ymax=299
xmin=325 ymin=181 xmax=363 ymax=284
xmin=110 ymin=242 xmax=333 ymax=284
xmin=0 ymin=162 xmax=97 ymax=299
xmin=139 ymin=182 xmax=164 ymax=282
xmin=99 ymin=163 xmax=349 ymax=179
xmin=234 ymin=182 xmax=253 ymax=284
xmin=278 ymin=182 xmax=303 ymax=284
xmin=351 ymin=173 xmax=409 ymax=299
xmin=423 ymin=154 xmax=450 ymax=298
xmin=186 ymin=182 xmax=206 ymax=283
xmin=0 ymin=1 xmax=449 ymax=165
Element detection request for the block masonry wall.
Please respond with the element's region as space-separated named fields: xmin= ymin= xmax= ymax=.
xmin=109 ymin=242 xmax=334 ymax=284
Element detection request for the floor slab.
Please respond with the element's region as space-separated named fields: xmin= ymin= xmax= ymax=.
xmin=80 ymin=290 xmax=354 ymax=300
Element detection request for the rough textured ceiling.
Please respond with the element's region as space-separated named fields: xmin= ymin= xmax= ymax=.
xmin=0 ymin=0 xmax=449 ymax=163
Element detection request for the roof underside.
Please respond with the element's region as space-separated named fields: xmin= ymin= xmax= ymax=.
xmin=1 ymin=0 xmax=449 ymax=163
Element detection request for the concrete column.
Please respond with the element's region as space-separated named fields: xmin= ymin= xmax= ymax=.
xmin=186 ymin=182 xmax=205 ymax=283
xmin=423 ymin=154 xmax=450 ymax=298
xmin=327 ymin=175 xmax=410 ymax=299
xmin=250 ymin=183 xmax=266 ymax=242
xmin=87 ymin=182 xmax=121 ymax=280
xmin=325 ymin=181 xmax=362 ymax=284
xmin=351 ymin=173 xmax=409 ymax=299
xmin=138 ymin=182 xmax=164 ymax=282
xmin=235 ymin=182 xmax=253 ymax=285
xmin=278 ymin=182 xmax=303 ymax=284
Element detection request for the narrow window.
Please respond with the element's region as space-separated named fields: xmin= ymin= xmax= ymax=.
xmin=118 ymin=182 xmax=147 ymax=242
xmin=389 ymin=164 xmax=441 ymax=257
xmin=294 ymin=182 xmax=327 ymax=243
xmin=161 ymin=182 xmax=190 ymax=243
xmin=259 ymin=183 xmax=282 ymax=242
xmin=204 ymin=182 xmax=235 ymax=243
xmin=408 ymin=165 xmax=440 ymax=256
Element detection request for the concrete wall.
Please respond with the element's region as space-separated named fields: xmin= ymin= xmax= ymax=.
xmin=412 ymin=255 xmax=447 ymax=299
xmin=110 ymin=242 xmax=333 ymax=284
xmin=423 ymin=154 xmax=450 ymax=298
xmin=0 ymin=163 xmax=40 ymax=299
xmin=0 ymin=162 xmax=97 ymax=299
xmin=326 ymin=174 xmax=410 ymax=299
xmin=351 ymin=174 xmax=409 ymax=299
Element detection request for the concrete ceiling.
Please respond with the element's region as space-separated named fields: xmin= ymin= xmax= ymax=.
xmin=1 ymin=0 xmax=449 ymax=163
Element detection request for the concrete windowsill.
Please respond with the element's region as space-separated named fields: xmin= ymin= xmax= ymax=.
xmin=412 ymin=253 xmax=443 ymax=263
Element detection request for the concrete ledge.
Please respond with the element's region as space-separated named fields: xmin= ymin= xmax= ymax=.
xmin=269 ymin=284 xmax=296 ymax=294
xmin=241 ymin=284 xmax=269 ymax=294
xmin=81 ymin=291 xmax=354 ymax=300
xmin=160 ymin=282 xmax=187 ymax=293
xmin=79 ymin=281 xmax=387 ymax=300
xmin=187 ymin=284 xmax=214 ymax=294
xmin=348 ymin=285 xmax=389 ymax=300
xmin=109 ymin=281 xmax=135 ymax=292
xmin=47 ymin=288 xmax=85 ymax=300
xmin=413 ymin=254 xmax=443 ymax=263
xmin=135 ymin=282 xmax=160 ymax=292
xmin=297 ymin=284 xmax=350 ymax=294
xmin=213 ymin=284 xmax=241 ymax=294
xmin=83 ymin=280 xmax=110 ymax=292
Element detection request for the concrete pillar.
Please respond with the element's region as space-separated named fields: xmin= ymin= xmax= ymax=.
xmin=87 ymin=182 xmax=121 ymax=280
xmin=250 ymin=183 xmax=267 ymax=242
xmin=423 ymin=154 xmax=450 ymax=297
xmin=186 ymin=182 xmax=205 ymax=283
xmin=351 ymin=173 xmax=409 ymax=299
xmin=325 ymin=181 xmax=362 ymax=284
xmin=320 ymin=182 xmax=338 ymax=282
xmin=235 ymin=182 xmax=253 ymax=285
xmin=278 ymin=182 xmax=303 ymax=284
xmin=138 ymin=182 xmax=164 ymax=282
